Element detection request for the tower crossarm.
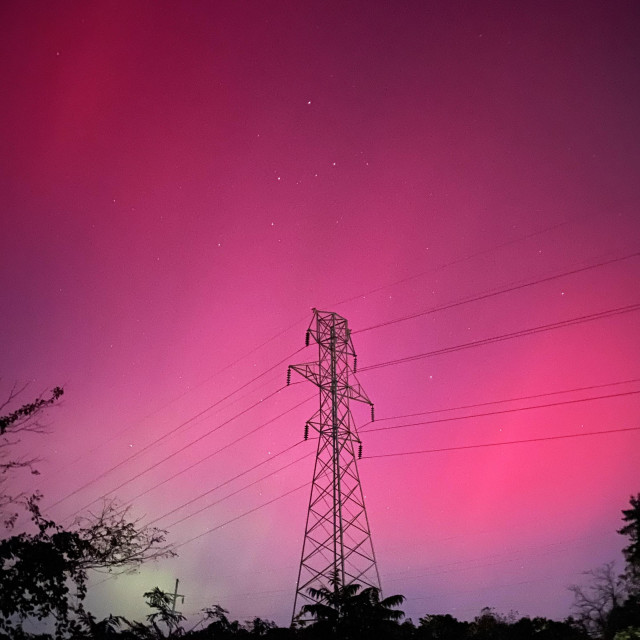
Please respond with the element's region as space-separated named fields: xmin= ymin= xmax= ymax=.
xmin=344 ymin=379 xmax=373 ymax=406
xmin=288 ymin=362 xmax=322 ymax=388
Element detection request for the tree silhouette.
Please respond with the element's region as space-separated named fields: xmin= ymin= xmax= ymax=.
xmin=74 ymin=608 xmax=127 ymax=639
xmin=566 ymin=495 xmax=640 ymax=640
xmin=1 ymin=383 xmax=176 ymax=637
xmin=417 ymin=613 xmax=470 ymax=640
xmin=569 ymin=562 xmax=627 ymax=638
xmin=142 ymin=587 xmax=186 ymax=638
xmin=0 ymin=490 xmax=174 ymax=636
xmin=619 ymin=495 xmax=640 ymax=587
xmin=0 ymin=384 xmax=63 ymax=528
xmin=299 ymin=574 xmax=404 ymax=639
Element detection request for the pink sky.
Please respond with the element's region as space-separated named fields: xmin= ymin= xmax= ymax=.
xmin=2 ymin=0 xmax=640 ymax=628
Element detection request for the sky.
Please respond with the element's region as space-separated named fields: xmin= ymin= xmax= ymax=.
xmin=2 ymin=0 xmax=640 ymax=630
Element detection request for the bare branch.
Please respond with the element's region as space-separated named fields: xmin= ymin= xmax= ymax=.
xmin=569 ymin=562 xmax=628 ymax=637
xmin=1 ymin=495 xmax=175 ymax=636
xmin=0 ymin=385 xmax=64 ymax=436
xmin=1 ymin=384 xmax=63 ymax=527
xmin=0 ymin=381 xmax=29 ymax=414
xmin=71 ymin=499 xmax=176 ymax=573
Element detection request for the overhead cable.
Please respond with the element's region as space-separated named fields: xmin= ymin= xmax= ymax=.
xmin=360 ymin=389 xmax=640 ymax=434
xmin=359 ymin=303 xmax=640 ymax=372
xmin=362 ymin=426 xmax=640 ymax=458
xmin=355 ymin=251 xmax=639 ymax=334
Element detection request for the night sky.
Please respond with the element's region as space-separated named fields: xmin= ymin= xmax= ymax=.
xmin=2 ymin=0 xmax=640 ymax=629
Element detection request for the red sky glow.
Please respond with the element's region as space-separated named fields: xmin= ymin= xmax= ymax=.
xmin=2 ymin=0 xmax=640 ymax=629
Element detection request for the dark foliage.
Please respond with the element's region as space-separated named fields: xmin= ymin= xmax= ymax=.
xmin=0 ymin=386 xmax=63 ymax=435
xmin=1 ymin=385 xmax=64 ymax=528
xmin=296 ymin=576 xmax=404 ymax=640
xmin=1 ymin=386 xmax=637 ymax=640
xmin=417 ymin=613 xmax=471 ymax=640
xmin=619 ymin=495 xmax=640 ymax=586
xmin=568 ymin=495 xmax=640 ymax=639
xmin=0 ymin=497 xmax=174 ymax=637
xmin=0 ymin=498 xmax=89 ymax=636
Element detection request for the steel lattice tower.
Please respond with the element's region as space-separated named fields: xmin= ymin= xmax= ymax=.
xmin=288 ymin=309 xmax=381 ymax=624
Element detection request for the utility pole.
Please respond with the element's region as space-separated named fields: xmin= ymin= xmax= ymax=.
xmin=170 ymin=578 xmax=184 ymax=615
xmin=288 ymin=309 xmax=381 ymax=624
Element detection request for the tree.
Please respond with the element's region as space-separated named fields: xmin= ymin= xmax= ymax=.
xmin=613 ymin=629 xmax=640 ymax=640
xmin=342 ymin=586 xmax=405 ymax=638
xmin=243 ymin=617 xmax=278 ymax=637
xmin=608 ymin=601 xmax=640 ymax=640
xmin=68 ymin=499 xmax=175 ymax=572
xmin=142 ymin=587 xmax=187 ymax=638
xmin=0 ymin=494 xmax=175 ymax=637
xmin=619 ymin=495 xmax=640 ymax=587
xmin=417 ymin=613 xmax=470 ymax=640
xmin=187 ymin=604 xmax=244 ymax=639
xmin=0 ymin=384 xmax=63 ymax=528
xmin=0 ymin=384 xmax=63 ymax=436
xmin=298 ymin=579 xmax=359 ymax=636
xmin=470 ymin=607 xmax=511 ymax=640
xmin=504 ymin=615 xmax=588 ymax=640
xmin=568 ymin=496 xmax=640 ymax=640
xmin=1 ymin=383 xmax=177 ymax=636
xmin=569 ymin=563 xmax=629 ymax=639
xmin=74 ymin=608 xmax=127 ymax=639
xmin=298 ymin=575 xmax=405 ymax=639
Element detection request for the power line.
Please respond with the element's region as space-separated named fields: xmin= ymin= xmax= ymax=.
xmin=47 ymin=256 xmax=637 ymax=518
xmin=159 ymin=391 xmax=637 ymax=551
xmin=120 ymin=395 xmax=315 ymax=510
xmin=117 ymin=382 xmax=640 ymax=530
xmin=88 ymin=430 xmax=631 ymax=602
xmin=52 ymin=284 xmax=639 ymax=572
xmin=175 ymin=482 xmax=308 ymax=550
xmin=163 ymin=448 xmax=312 ymax=529
xmin=362 ymin=426 xmax=640 ymax=458
xmin=65 ymin=384 xmax=294 ymax=521
xmin=365 ymin=377 xmax=640 ymax=423
xmin=354 ymin=251 xmax=639 ymax=334
xmin=359 ymin=303 xmax=640 ymax=372
xmin=360 ymin=389 xmax=640 ymax=434
xmin=87 ymin=468 xmax=310 ymax=592
xmin=57 ymin=231 xmax=604 ymax=478
xmin=155 ymin=383 xmax=639 ymax=530
xmin=331 ymin=219 xmax=572 ymax=307
xmin=146 ymin=442 xmax=307 ymax=526
xmin=47 ymin=346 xmax=306 ymax=515
xmin=163 ymin=408 xmax=638 ymax=581
xmin=51 ymin=318 xmax=309 ymax=475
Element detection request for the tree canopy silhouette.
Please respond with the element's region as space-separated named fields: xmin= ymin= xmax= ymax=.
xmin=619 ymin=495 xmax=640 ymax=586
xmin=0 ymin=385 xmax=175 ymax=637
xmin=298 ymin=574 xmax=404 ymax=640
xmin=0 ymin=384 xmax=64 ymax=528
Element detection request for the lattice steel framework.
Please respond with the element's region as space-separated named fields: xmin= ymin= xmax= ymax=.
xmin=288 ymin=308 xmax=381 ymax=624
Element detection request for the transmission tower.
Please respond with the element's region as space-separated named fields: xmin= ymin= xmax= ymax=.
xmin=288 ymin=308 xmax=381 ymax=624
